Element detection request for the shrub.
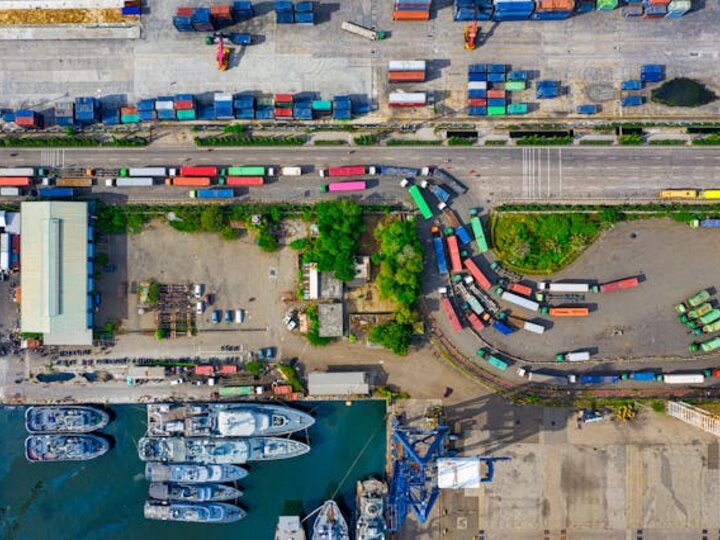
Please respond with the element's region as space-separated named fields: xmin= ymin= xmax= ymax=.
xmin=385 ymin=139 xmax=442 ymax=146
xmin=448 ymin=136 xmax=476 ymax=146
xmin=516 ymin=135 xmax=574 ymax=146
xmin=618 ymin=134 xmax=645 ymax=146
xmin=368 ymin=321 xmax=413 ymax=355
xmin=353 ymin=134 xmax=378 ymax=146
xmin=245 ymin=360 xmax=263 ymax=377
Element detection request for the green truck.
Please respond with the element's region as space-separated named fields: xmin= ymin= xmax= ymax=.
xmin=690 ymin=336 xmax=720 ymax=353
xmin=695 ymin=319 xmax=720 ymax=336
xmin=675 ymin=289 xmax=711 ymax=314
xmin=688 ymin=308 xmax=720 ymax=329
xmin=679 ymin=302 xmax=713 ymax=323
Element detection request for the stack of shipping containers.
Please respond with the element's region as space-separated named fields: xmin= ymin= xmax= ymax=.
xmin=172 ymin=7 xmax=194 ymax=31
xmin=388 ymin=61 xmax=426 ymax=83
xmin=231 ymin=1 xmax=255 ymax=21
xmin=214 ymin=93 xmax=234 ymax=120
xmin=175 ymin=94 xmax=197 ymax=121
xmin=256 ymin=96 xmax=275 ymax=120
xmin=294 ymin=1 xmax=316 ymax=24
xmin=121 ymin=0 xmax=141 ymax=16
xmin=293 ymin=99 xmax=313 ymax=120
xmin=74 ymin=97 xmax=101 ymax=125
xmin=393 ymin=0 xmax=432 ymax=21
xmin=210 ymin=4 xmax=234 ymax=27
xmin=333 ymin=96 xmax=352 ymax=120
xmin=275 ymin=93 xmax=294 ymax=119
xmin=275 ymin=1 xmax=294 ymax=23
xmin=312 ymin=99 xmax=332 ymax=117
xmin=54 ymin=103 xmax=74 ymax=126
xmin=454 ymin=0 xmax=494 ymax=20
xmin=493 ymin=0 xmax=535 ymax=20
xmin=467 ymin=64 xmax=487 ymax=116
xmin=536 ymin=80 xmax=560 ymax=99
xmin=155 ymin=97 xmax=176 ymax=121
xmin=137 ymin=99 xmax=157 ymax=122
xmin=120 ymin=106 xmax=140 ymax=124
xmin=532 ymin=0 xmax=574 ymax=19
xmin=234 ymin=94 xmax=255 ymax=119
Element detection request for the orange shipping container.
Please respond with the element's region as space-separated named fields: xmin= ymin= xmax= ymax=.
xmin=195 ymin=364 xmax=214 ymax=376
xmin=509 ymin=283 xmax=533 ymax=297
xmin=393 ymin=10 xmax=430 ymax=20
xmin=219 ymin=365 xmax=238 ymax=375
xmin=388 ymin=71 xmax=426 ymax=82
xmin=273 ymin=384 xmax=293 ymax=395
xmin=170 ymin=176 xmax=211 ymax=187
xmin=538 ymin=0 xmax=575 ymax=9
xmin=549 ymin=307 xmax=589 ymax=317
xmin=0 ymin=177 xmax=31 ymax=187
xmin=487 ymin=89 xmax=506 ymax=99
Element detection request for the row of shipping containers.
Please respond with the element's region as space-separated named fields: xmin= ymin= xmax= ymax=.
xmin=453 ymin=0 xmax=691 ymax=19
xmin=274 ymin=1 xmax=316 ymax=25
xmin=173 ymin=2 xmax=254 ymax=32
xmin=0 ymin=233 xmax=19 ymax=273
xmin=467 ymin=64 xmax=529 ymax=116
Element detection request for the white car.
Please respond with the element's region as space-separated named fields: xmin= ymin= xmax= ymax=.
xmin=235 ymin=309 xmax=245 ymax=324
xmin=196 ymin=301 xmax=205 ymax=314
xmin=193 ymin=283 xmax=204 ymax=299
xmin=169 ymin=378 xmax=184 ymax=386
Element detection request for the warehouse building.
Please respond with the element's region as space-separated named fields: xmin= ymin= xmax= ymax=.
xmin=308 ymin=372 xmax=370 ymax=397
xmin=21 ymin=201 xmax=93 ymax=345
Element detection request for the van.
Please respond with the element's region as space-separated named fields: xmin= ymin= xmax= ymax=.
xmin=194 ymin=283 xmax=204 ymax=299
xmin=235 ymin=309 xmax=245 ymax=324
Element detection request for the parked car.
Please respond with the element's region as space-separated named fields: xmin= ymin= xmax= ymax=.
xmin=235 ymin=309 xmax=245 ymax=324
xmin=211 ymin=310 xmax=221 ymax=325
xmin=196 ymin=301 xmax=205 ymax=314
xmin=169 ymin=378 xmax=184 ymax=386
xmin=224 ymin=310 xmax=233 ymax=324
xmin=194 ymin=283 xmax=205 ymax=299
xmin=264 ymin=347 xmax=275 ymax=360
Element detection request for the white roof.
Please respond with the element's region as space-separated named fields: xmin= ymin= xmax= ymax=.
xmin=438 ymin=458 xmax=487 ymax=489
xmin=216 ymin=411 xmax=269 ymax=436
xmin=308 ymin=372 xmax=369 ymax=396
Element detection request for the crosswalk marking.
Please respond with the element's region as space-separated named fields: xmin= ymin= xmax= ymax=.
xmin=522 ymin=148 xmax=563 ymax=200
xmin=40 ymin=148 xmax=65 ymax=168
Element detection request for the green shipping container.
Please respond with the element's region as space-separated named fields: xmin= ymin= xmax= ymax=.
xmin=121 ymin=115 xmax=140 ymax=124
xmin=312 ymin=100 xmax=332 ymax=111
xmin=505 ymin=81 xmax=526 ymax=92
xmin=507 ymin=103 xmax=528 ymax=115
xmin=218 ymin=386 xmax=254 ymax=397
xmin=257 ymin=97 xmax=275 ymax=107
xmin=227 ymin=166 xmax=265 ymax=176
xmin=488 ymin=106 xmax=506 ymax=116
xmin=176 ymin=109 xmax=197 ymax=121
xmin=596 ymin=0 xmax=617 ymax=9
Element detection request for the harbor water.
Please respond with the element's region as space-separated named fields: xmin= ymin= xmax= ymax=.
xmin=0 ymin=400 xmax=386 ymax=539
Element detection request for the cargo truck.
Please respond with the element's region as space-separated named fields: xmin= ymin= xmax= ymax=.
xmin=496 ymin=287 xmax=540 ymax=312
xmin=500 ymin=313 xmax=545 ymax=335
xmin=690 ymin=336 xmax=720 ymax=352
xmin=0 ymin=177 xmax=31 ymax=187
xmin=120 ymin=167 xmax=167 ymax=177
xmin=690 ymin=219 xmax=720 ymax=229
xmin=280 ymin=166 xmax=303 ymax=176
xmin=594 ymin=276 xmax=639 ymax=293
xmin=688 ymin=308 xmax=720 ymax=329
xmin=0 ymin=168 xmax=39 ymax=177
xmin=446 ymin=235 xmax=462 ymax=273
xmin=509 ymin=283 xmax=533 ymax=297
xmin=540 ymin=306 xmax=589 ymax=317
xmin=224 ymin=166 xmax=275 ymax=177
xmin=223 ymin=176 xmax=264 ymax=187
xmin=190 ymin=188 xmax=234 ymax=199
xmin=0 ymin=187 xmax=22 ymax=196
xmin=341 ymin=21 xmax=385 ymax=41
xmin=493 ymin=320 xmax=513 ymax=336
xmin=380 ymin=165 xmax=419 ymax=177
xmin=455 ymin=225 xmax=472 ymax=246
xmin=440 ymin=297 xmax=462 ymax=333
xmin=168 ymin=177 xmax=212 ymax=187
xmin=696 ymin=319 xmax=720 ymax=336
xmin=426 ymin=168 xmax=468 ymax=194
xmin=107 ymin=177 xmax=154 ymax=187
xmin=37 ymin=187 xmax=73 ymax=198
xmin=180 ymin=166 xmax=218 ymax=177
xmin=518 ymin=369 xmax=572 ymax=384
xmin=538 ymin=281 xmax=592 ymax=293
xmin=431 ymin=229 xmax=448 ymax=274
xmin=579 ymin=374 xmax=620 ymax=385
xmin=463 ymin=258 xmax=491 ymax=291
xmin=420 ymin=180 xmax=450 ymax=203
xmin=465 ymin=310 xmax=486 ymax=332
xmin=476 ymin=349 xmax=509 ymax=371
xmin=401 ymin=180 xmax=433 ymax=219
xmin=462 ymin=295 xmax=485 ymax=316
xmin=675 ymin=289 xmax=711 ymax=314
xmin=663 ymin=373 xmax=705 ymax=384
xmin=56 ymin=178 xmax=93 ymax=187
xmin=679 ymin=302 xmax=712 ymax=323
xmin=556 ymin=350 xmax=591 ymax=362
xmin=469 ymin=214 xmax=489 ymax=253
xmin=320 ymin=180 xmax=367 ymax=193
xmin=319 ymin=165 xmax=375 ymax=177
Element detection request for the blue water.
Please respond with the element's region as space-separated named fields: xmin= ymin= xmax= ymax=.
xmin=0 ymin=401 xmax=387 ymax=539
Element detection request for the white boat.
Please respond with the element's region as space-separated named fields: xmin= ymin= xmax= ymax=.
xmin=275 ymin=515 xmax=306 ymax=540
xmin=312 ymin=501 xmax=349 ymax=540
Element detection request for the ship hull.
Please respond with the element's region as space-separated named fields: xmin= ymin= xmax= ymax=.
xmin=25 ymin=406 xmax=110 ymax=434
xmin=25 ymin=434 xmax=109 ymax=462
xmin=312 ymin=501 xmax=349 ymax=540
xmin=143 ymin=501 xmax=246 ymax=523
xmin=145 ymin=463 xmax=248 ymax=483
xmin=149 ymin=482 xmax=243 ymax=502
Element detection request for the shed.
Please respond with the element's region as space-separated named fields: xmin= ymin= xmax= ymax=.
xmin=308 ymin=372 xmax=369 ymax=396
xmin=319 ymin=271 xmax=343 ymax=299
xmin=318 ymin=302 xmax=343 ymax=337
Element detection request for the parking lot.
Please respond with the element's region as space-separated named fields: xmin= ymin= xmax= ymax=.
xmin=1 ymin=0 xmax=720 ymax=118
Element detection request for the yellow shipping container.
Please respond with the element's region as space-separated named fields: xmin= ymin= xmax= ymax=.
xmin=702 ymin=190 xmax=720 ymax=200
xmin=660 ymin=189 xmax=698 ymax=200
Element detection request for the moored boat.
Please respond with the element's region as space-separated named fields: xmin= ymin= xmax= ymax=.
xmin=147 ymin=403 xmax=315 ymax=437
xmin=356 ymin=478 xmax=388 ymax=540
xmin=138 ymin=436 xmax=310 ymax=464
xmin=25 ymin=406 xmax=110 ymax=434
xmin=25 ymin=434 xmax=109 ymax=462
xmin=276 ymin=515 xmax=306 ymax=540
xmin=312 ymin=501 xmax=349 ymax=540
xmin=149 ymin=482 xmax=242 ymax=502
xmin=143 ymin=500 xmax=245 ymax=523
xmin=145 ymin=462 xmax=248 ymax=483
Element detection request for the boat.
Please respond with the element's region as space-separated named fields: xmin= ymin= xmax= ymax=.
xmin=355 ymin=479 xmax=388 ymax=540
xmin=276 ymin=515 xmax=306 ymax=540
xmin=138 ymin=436 xmax=311 ymax=464
xmin=149 ymin=482 xmax=243 ymax=502
xmin=311 ymin=501 xmax=349 ymax=540
xmin=147 ymin=403 xmax=315 ymax=437
xmin=143 ymin=500 xmax=245 ymax=523
xmin=25 ymin=434 xmax=109 ymax=462
xmin=25 ymin=406 xmax=110 ymax=434
xmin=145 ymin=462 xmax=248 ymax=483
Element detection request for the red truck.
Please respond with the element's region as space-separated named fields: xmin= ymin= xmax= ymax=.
xmin=0 ymin=177 xmax=31 ymax=187
xmin=441 ymin=297 xmax=462 ymax=333
xmin=319 ymin=165 xmax=375 ymax=177
xmin=463 ymin=258 xmax=492 ymax=291
xmin=180 ymin=166 xmax=218 ymax=177
xmin=598 ymin=277 xmax=639 ymax=293
xmin=446 ymin=235 xmax=462 ymax=273
xmin=509 ymin=283 xmax=533 ymax=297
xmin=465 ymin=311 xmax=486 ymax=332
xmin=168 ymin=177 xmax=211 ymax=187
xmin=226 ymin=176 xmax=264 ymax=186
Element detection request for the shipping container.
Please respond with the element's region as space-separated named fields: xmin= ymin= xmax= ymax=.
xmin=341 ymin=21 xmax=386 ymax=40
xmin=388 ymin=60 xmax=427 ymax=72
xmin=493 ymin=320 xmax=513 ymax=336
xmin=598 ymin=277 xmax=639 ymax=293
xmin=577 ymin=104 xmax=598 ymax=115
xmin=556 ymin=351 xmax=591 ymax=362
xmin=121 ymin=167 xmax=167 ymax=177
xmin=466 ymin=311 xmax=486 ymax=332
xmin=407 ymin=184 xmax=433 ymax=219
xmin=190 ymin=189 xmax=235 ymax=199
xmin=56 ymin=178 xmax=92 ymax=188
xmin=433 ymin=235 xmax=448 ymax=274
xmin=538 ymin=281 xmax=591 ymax=293
xmin=0 ymin=168 xmax=35 ymax=177
xmin=662 ymin=373 xmax=705 ymax=384
xmin=455 ymin=225 xmax=472 ymax=246
xmin=509 ymin=283 xmax=534 ymax=297
xmin=629 ymin=371 xmax=658 ymax=382
xmin=579 ymin=374 xmax=620 ymax=385
xmin=170 ymin=177 xmax=212 ymax=187
xmin=388 ymin=71 xmax=426 ymax=82
xmin=660 ymin=189 xmax=698 ymax=200
xmin=320 ymin=180 xmax=367 ymax=193
xmin=463 ymin=258 xmax=492 ymax=290
xmin=476 ymin=349 xmax=509 ymax=371
xmin=37 ymin=187 xmax=73 ymax=198
xmin=440 ymin=297 xmax=463 ymax=333
xmin=0 ymin=177 xmax=31 ymax=187
xmin=280 ymin=166 xmax=303 ymax=176
xmin=225 ymin=166 xmax=267 ymax=177
xmin=702 ymin=190 xmax=720 ymax=200
xmin=446 ymin=235 xmax=463 ymax=273
xmin=0 ymin=187 xmax=22 ymax=197
xmin=222 ymin=176 xmax=264 ymax=187
xmin=497 ymin=288 xmax=540 ymax=311
xmin=690 ymin=219 xmax=720 ymax=229
xmin=525 ymin=371 xmax=568 ymax=384
xmin=388 ymin=92 xmax=427 ymax=107
xmin=470 ymin=217 xmax=489 ymax=253
xmin=319 ymin=165 xmax=370 ymax=177
xmin=544 ymin=306 xmax=590 ymax=317
xmin=110 ymin=177 xmax=154 ymax=187
xmin=180 ymin=166 xmax=218 ymax=177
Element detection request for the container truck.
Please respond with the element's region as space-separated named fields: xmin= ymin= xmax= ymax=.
xmin=540 ymin=306 xmax=589 ymax=317
xmin=420 ymin=180 xmax=450 ymax=203
xmin=702 ymin=190 xmax=720 ymax=200
xmin=427 ymin=168 xmax=468 ymax=194
xmin=695 ymin=319 xmax=720 ymax=336
xmin=280 ymin=166 xmax=303 ymax=176
xmin=476 ymin=349 xmax=509 ymax=371
xmin=688 ymin=309 xmax=720 ymax=329
xmin=469 ymin=215 xmax=489 ymax=253
xmin=320 ymin=180 xmax=367 ymax=193
xmin=446 ymin=235 xmax=462 ymax=273
xmin=0 ymin=187 xmax=22 ymax=196
xmin=680 ymin=302 xmax=712 ymax=323
xmin=463 ymin=295 xmax=485 ymax=316
xmin=224 ymin=166 xmax=274 ymax=177
xmin=432 ymin=230 xmax=448 ymax=274
xmin=690 ymin=219 xmax=720 ymax=229
xmin=180 ymin=166 xmax=218 ymax=177
xmin=500 ymin=313 xmax=545 ymax=335
xmin=595 ymin=276 xmax=639 ymax=293
xmin=538 ymin=281 xmax=591 ymax=293
xmin=496 ymin=288 xmax=540 ymax=312
xmin=319 ymin=165 xmax=374 ymax=177
xmin=463 ymin=258 xmax=492 ymax=291
xmin=107 ymin=177 xmax=154 ymax=187
xmin=379 ymin=165 xmax=419 ymax=177
xmin=402 ymin=182 xmax=433 ymax=219
xmin=675 ymin=289 xmax=711 ymax=314
xmin=56 ymin=178 xmax=93 ymax=187
xmin=0 ymin=168 xmax=37 ymax=177
xmin=509 ymin=283 xmax=533 ymax=297
xmin=556 ymin=350 xmax=591 ymax=362
xmin=493 ymin=320 xmax=513 ymax=336
xmin=690 ymin=336 xmax=720 ymax=353
xmin=120 ymin=167 xmax=167 ymax=177
xmin=465 ymin=310 xmax=486 ymax=332
xmin=224 ymin=176 xmax=264 ymax=187
xmin=579 ymin=374 xmax=620 ymax=385
xmin=660 ymin=189 xmax=698 ymax=200
xmin=341 ymin=21 xmax=385 ymax=41
xmin=440 ymin=208 xmax=461 ymax=229
xmin=37 ymin=187 xmax=73 ymax=198
xmin=663 ymin=373 xmax=705 ymax=384
xmin=440 ymin=297 xmax=462 ymax=333
xmin=168 ymin=177 xmax=212 ymax=187
xmin=518 ymin=369 xmax=570 ymax=384
xmin=190 ymin=188 xmax=234 ymax=199
xmin=0 ymin=177 xmax=31 ymax=187
xmin=455 ymin=225 xmax=472 ymax=246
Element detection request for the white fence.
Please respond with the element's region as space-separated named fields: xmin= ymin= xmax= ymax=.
xmin=667 ymin=401 xmax=720 ymax=437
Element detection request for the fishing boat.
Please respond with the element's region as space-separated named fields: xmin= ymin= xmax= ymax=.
xmin=145 ymin=463 xmax=248 ymax=483
xmin=25 ymin=434 xmax=109 ymax=462
xmin=138 ymin=436 xmax=310 ymax=464
xmin=311 ymin=501 xmax=349 ymax=540
xmin=25 ymin=406 xmax=110 ymax=434
xmin=148 ymin=482 xmax=242 ymax=502
xmin=147 ymin=403 xmax=315 ymax=437
xmin=355 ymin=479 xmax=388 ymax=540
xmin=275 ymin=515 xmax=306 ymax=540
xmin=143 ymin=500 xmax=245 ymax=523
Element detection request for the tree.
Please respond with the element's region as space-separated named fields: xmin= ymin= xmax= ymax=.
xmin=200 ymin=206 xmax=226 ymax=232
xmin=245 ymin=360 xmax=263 ymax=377
xmin=373 ymin=218 xmax=424 ymax=307
xmin=368 ymin=321 xmax=413 ymax=355
xmin=146 ymin=280 xmax=160 ymax=305
xmin=221 ymin=226 xmax=238 ymax=241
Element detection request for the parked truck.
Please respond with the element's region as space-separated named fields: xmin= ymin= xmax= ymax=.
xmin=0 ymin=187 xmax=22 ymax=196
xmin=107 ymin=177 xmax=155 ymax=187
xmin=224 ymin=176 xmax=264 ymax=187
xmin=496 ymin=287 xmax=540 ymax=312
xmin=427 ymin=167 xmax=467 ymax=194
xmin=556 ymin=350 xmax=591 ymax=362
xmin=463 ymin=258 xmax=492 ymax=291
xmin=180 ymin=166 xmax=218 ymax=177
xmin=224 ymin=166 xmax=275 ymax=177
xmin=319 ymin=165 xmax=375 ymax=177
xmin=540 ymin=306 xmax=589 ymax=317
xmin=680 ymin=302 xmax=713 ymax=323
xmin=690 ymin=336 xmax=720 ymax=353
xmin=690 ymin=219 xmax=720 ymax=229
xmin=120 ymin=167 xmax=167 ymax=177
xmin=401 ymin=180 xmax=432 ymax=219
xmin=420 ymin=180 xmax=450 ymax=203
xmin=379 ymin=165 xmax=419 ymax=177
xmin=56 ymin=178 xmax=93 ymax=187
xmin=0 ymin=177 xmax=31 ymax=187
xmin=446 ymin=235 xmax=462 ymax=273
xmin=538 ymin=281 xmax=592 ymax=293
xmin=190 ymin=188 xmax=234 ymax=199
xmin=501 ymin=313 xmax=545 ymax=334
xmin=695 ymin=319 xmax=720 ymax=336
xmin=469 ymin=213 xmax=489 ymax=254
xmin=675 ymin=289 xmax=711 ymax=314
xmin=37 ymin=187 xmax=73 ymax=198
xmin=476 ymin=349 xmax=509 ymax=371
xmin=594 ymin=276 xmax=639 ymax=293
xmin=280 ymin=166 xmax=303 ymax=176
xmin=0 ymin=168 xmax=39 ymax=177
xmin=431 ymin=228 xmax=448 ymax=274
xmin=320 ymin=180 xmax=366 ymax=193
xmin=341 ymin=21 xmax=385 ymax=41
xmin=440 ymin=296 xmax=462 ymax=333
xmin=688 ymin=308 xmax=720 ymax=330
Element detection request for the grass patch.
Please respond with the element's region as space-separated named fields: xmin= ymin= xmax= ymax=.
xmin=579 ymin=139 xmax=614 ymax=146
xmin=195 ymin=135 xmax=306 ymax=147
xmin=651 ymin=77 xmax=717 ymax=108
xmin=353 ymin=134 xmax=378 ymax=146
xmin=314 ymin=139 xmax=346 ymax=146
xmin=385 ymin=139 xmax=442 ymax=146
xmin=649 ymin=139 xmax=687 ymax=146
xmin=484 ymin=139 xmax=507 ymax=146
xmin=618 ymin=134 xmax=645 ymax=146
xmin=448 ymin=136 xmax=476 ymax=146
xmin=277 ymin=363 xmax=304 ymax=392
xmin=692 ymin=134 xmax=720 ymax=146
xmin=515 ymin=135 xmax=574 ymax=146
xmin=0 ymin=136 xmax=148 ymax=148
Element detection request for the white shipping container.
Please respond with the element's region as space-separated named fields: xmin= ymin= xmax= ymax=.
xmin=128 ymin=167 xmax=167 ymax=177
xmin=114 ymin=177 xmax=155 ymax=187
xmin=0 ymin=168 xmax=34 ymax=177
xmin=468 ymin=81 xmax=487 ymax=90
xmin=0 ymin=187 xmax=21 ymax=197
xmin=388 ymin=60 xmax=426 ymax=72
xmin=500 ymin=290 xmax=540 ymax=312
xmin=388 ymin=92 xmax=427 ymax=105
xmin=0 ymin=233 xmax=8 ymax=253
xmin=663 ymin=373 xmax=705 ymax=384
xmin=341 ymin=21 xmax=381 ymax=41
xmin=566 ymin=351 xmax=591 ymax=362
xmin=522 ymin=321 xmax=545 ymax=334
xmin=527 ymin=371 xmax=568 ymax=384
xmin=154 ymin=101 xmax=175 ymax=110
xmin=538 ymin=281 xmax=591 ymax=293
xmin=214 ymin=92 xmax=233 ymax=102
xmin=0 ymin=252 xmax=8 ymax=271
xmin=280 ymin=166 xmax=303 ymax=176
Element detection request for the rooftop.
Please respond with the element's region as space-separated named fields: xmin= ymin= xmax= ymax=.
xmin=318 ymin=302 xmax=343 ymax=338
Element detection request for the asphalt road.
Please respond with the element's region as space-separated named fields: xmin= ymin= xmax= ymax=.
xmin=2 ymin=145 xmax=720 ymax=204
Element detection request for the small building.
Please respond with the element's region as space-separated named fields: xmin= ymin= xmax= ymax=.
xmin=348 ymin=256 xmax=371 ymax=288
xmin=319 ymin=271 xmax=343 ymax=299
xmin=308 ymin=372 xmax=370 ymax=397
xmin=318 ymin=302 xmax=343 ymax=337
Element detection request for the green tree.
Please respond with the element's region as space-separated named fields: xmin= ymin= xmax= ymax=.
xmin=155 ymin=328 xmax=167 ymax=340
xmin=200 ymin=206 xmax=226 ymax=232
xmin=146 ymin=280 xmax=160 ymax=305
xmin=368 ymin=321 xmax=413 ymax=355
xmin=373 ymin=218 xmax=424 ymax=307
xmin=245 ymin=360 xmax=263 ymax=376
xmin=221 ymin=226 xmax=238 ymax=241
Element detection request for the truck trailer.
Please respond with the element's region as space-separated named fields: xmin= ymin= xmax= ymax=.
xmin=341 ymin=21 xmax=385 ymax=41
xmin=107 ymin=177 xmax=154 ymax=187
xmin=496 ymin=288 xmax=540 ymax=312
xmin=320 ymin=180 xmax=366 ymax=193
xmin=538 ymin=281 xmax=592 ymax=293
xmin=120 ymin=167 xmax=168 ymax=177
xmin=319 ymin=165 xmax=374 ymax=177
xmin=190 ymin=188 xmax=234 ymax=199
xmin=556 ymin=351 xmax=591 ymax=362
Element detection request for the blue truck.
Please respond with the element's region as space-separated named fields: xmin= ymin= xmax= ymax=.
xmin=37 ymin=187 xmax=74 ymax=198
xmin=455 ymin=225 xmax=472 ymax=246
xmin=493 ymin=320 xmax=513 ymax=336
xmin=421 ymin=181 xmax=450 ymax=203
xmin=621 ymin=80 xmax=643 ymax=91
xmin=621 ymin=96 xmax=644 ymax=107
xmin=433 ymin=235 xmax=448 ymax=274
xmin=431 ymin=168 xmax=468 ymax=195
xmin=379 ymin=165 xmax=420 ymax=177
xmin=576 ymin=104 xmax=598 ymax=115
xmin=190 ymin=188 xmax=234 ymax=199
xmin=579 ymin=374 xmax=620 ymax=385
xmin=629 ymin=371 xmax=658 ymax=382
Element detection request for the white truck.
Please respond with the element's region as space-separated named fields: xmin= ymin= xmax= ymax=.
xmin=0 ymin=187 xmax=22 ymax=196
xmin=121 ymin=167 xmax=167 ymax=177
xmin=106 ymin=177 xmax=155 ymax=187
xmin=341 ymin=21 xmax=385 ymax=41
xmin=496 ymin=287 xmax=540 ymax=312
xmin=538 ymin=281 xmax=592 ymax=293
xmin=555 ymin=351 xmax=591 ymax=362
xmin=280 ymin=166 xmax=303 ymax=176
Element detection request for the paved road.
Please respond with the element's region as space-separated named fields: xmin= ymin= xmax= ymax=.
xmin=2 ymin=146 xmax=720 ymax=204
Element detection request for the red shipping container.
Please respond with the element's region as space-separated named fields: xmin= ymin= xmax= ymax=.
xmin=713 ymin=369 xmax=720 ymax=378
xmin=466 ymin=311 xmax=486 ymax=332
xmin=468 ymin=98 xmax=486 ymax=107
xmin=174 ymin=101 xmax=194 ymax=110
xmin=195 ymin=365 xmax=214 ymax=376
xmin=600 ymin=277 xmax=639 ymax=293
xmin=171 ymin=177 xmax=211 ymax=186
xmin=273 ymin=384 xmax=293 ymax=395
xmin=440 ymin=297 xmax=463 ymax=333
xmin=393 ymin=10 xmax=430 ymax=20
xmin=120 ymin=107 xmax=138 ymax=115
xmin=219 ymin=365 xmax=238 ymax=375
xmin=509 ymin=283 xmax=533 ymax=297
xmin=180 ymin=166 xmax=217 ymax=176
xmin=648 ymin=0 xmax=671 ymax=5
xmin=210 ymin=5 xmax=232 ymax=14
xmin=275 ymin=108 xmax=293 ymax=118
xmin=463 ymin=258 xmax=492 ymax=291
xmin=274 ymin=93 xmax=293 ymax=103
xmin=0 ymin=177 xmax=31 ymax=187
xmin=15 ymin=117 xmax=36 ymax=126
xmin=388 ymin=71 xmax=426 ymax=82
xmin=487 ymin=90 xmax=506 ymax=99
xmin=11 ymin=235 xmax=19 ymax=254
xmin=226 ymin=176 xmax=264 ymax=186
xmin=176 ymin=7 xmax=193 ymax=15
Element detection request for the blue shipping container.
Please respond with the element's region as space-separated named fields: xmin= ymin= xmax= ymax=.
xmin=621 ymin=80 xmax=643 ymax=91
xmin=468 ymin=107 xmax=487 ymax=116
xmin=493 ymin=320 xmax=513 ymax=335
xmin=468 ymin=72 xmax=488 ymax=82
xmin=468 ymin=89 xmax=487 ymax=99
xmin=456 ymin=225 xmax=472 ymax=246
xmin=433 ymin=237 xmax=448 ymax=274
xmin=630 ymin=371 xmax=657 ymax=382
